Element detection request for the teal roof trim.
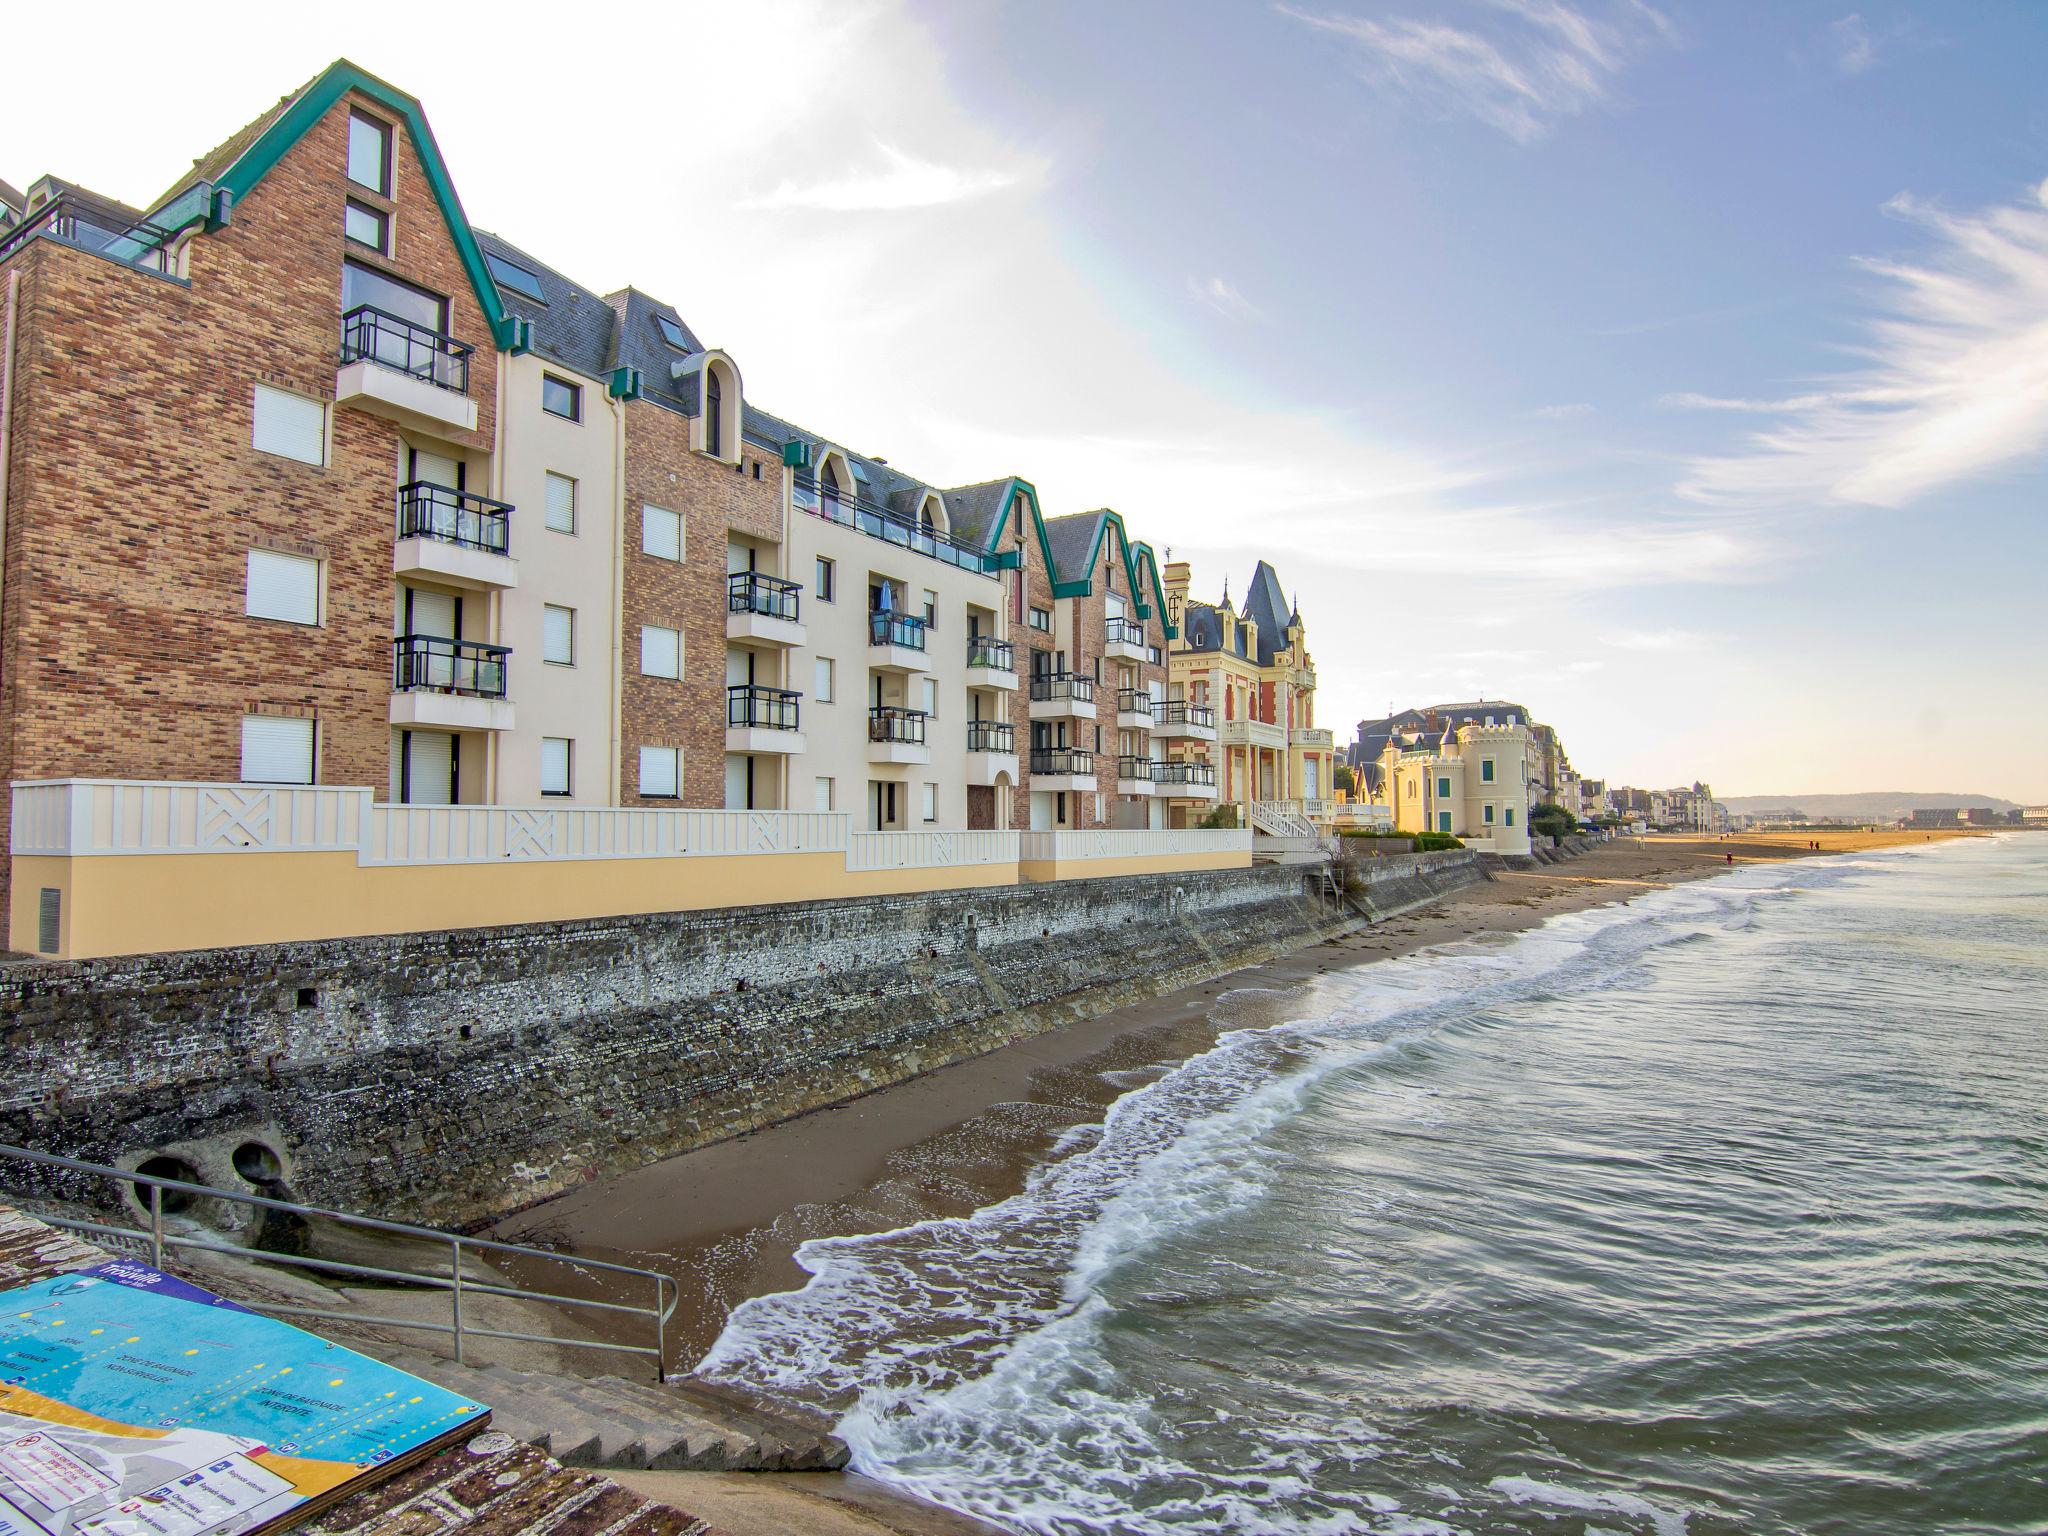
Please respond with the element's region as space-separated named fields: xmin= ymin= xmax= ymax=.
xmin=203 ymin=60 xmax=507 ymax=339
xmin=1054 ymin=509 xmax=1178 ymax=638
xmin=976 ymin=478 xmax=1063 ymax=593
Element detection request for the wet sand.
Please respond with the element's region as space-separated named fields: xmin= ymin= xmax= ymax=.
xmin=495 ymin=831 xmax=1982 ymax=1366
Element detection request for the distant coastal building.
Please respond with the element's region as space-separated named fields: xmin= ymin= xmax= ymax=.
xmin=1160 ymin=560 xmax=1333 ymax=827
xmin=1376 ymin=712 xmax=1537 ymax=855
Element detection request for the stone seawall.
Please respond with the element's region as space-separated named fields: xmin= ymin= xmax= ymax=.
xmin=1337 ymin=846 xmax=1493 ymax=916
xmin=0 ymin=860 xmax=1436 ymax=1228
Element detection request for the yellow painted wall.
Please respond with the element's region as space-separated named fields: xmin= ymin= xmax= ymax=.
xmin=12 ymin=849 xmax=1028 ymax=960
xmin=1020 ymin=851 xmax=1248 ymax=884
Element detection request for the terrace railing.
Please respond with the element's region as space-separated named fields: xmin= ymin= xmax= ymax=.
xmin=727 ymin=684 xmax=801 ymax=731
xmin=340 ymin=304 xmax=472 ymax=393
xmin=869 ymin=610 xmax=928 ymax=650
xmin=727 ymin=570 xmax=802 ymax=620
xmin=869 ymin=706 xmax=929 ymax=745
xmin=1029 ymin=672 xmax=1095 ymax=703
xmin=397 ymin=481 xmax=511 ymax=555
xmin=966 ymin=634 xmax=1015 ymax=671
xmin=967 ymin=719 xmax=1016 ymax=753
xmin=392 ymin=634 xmax=509 ymax=698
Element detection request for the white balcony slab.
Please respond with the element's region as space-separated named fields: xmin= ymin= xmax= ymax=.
xmin=1117 ymin=707 xmax=1154 ymax=732
xmin=868 ymin=740 xmax=932 ymax=766
xmin=965 ymin=750 xmax=1019 ymax=787
xmin=394 ymin=536 xmax=517 ymax=592
xmin=727 ymin=612 xmax=806 ymax=648
xmin=1104 ymin=636 xmax=1149 ymax=664
xmin=1116 ymin=777 xmax=1156 ymax=797
xmin=1029 ymin=695 xmax=1096 ymax=722
xmin=389 ymin=691 xmax=513 ymax=732
xmin=726 ymin=727 xmax=806 ymax=755
xmin=1152 ymin=715 xmax=1217 ymax=742
xmin=1028 ymin=772 xmax=1096 ymax=794
xmin=869 ymin=642 xmax=932 ymax=674
xmin=967 ymin=663 xmax=1019 ymax=692
xmin=336 ymin=360 xmax=478 ymax=434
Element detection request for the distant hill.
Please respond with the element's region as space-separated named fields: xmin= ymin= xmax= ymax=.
xmin=1721 ymin=792 xmax=2020 ymax=822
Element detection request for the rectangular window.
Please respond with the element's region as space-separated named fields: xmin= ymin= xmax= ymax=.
xmin=1439 ymin=811 xmax=1452 ymax=834
xmin=815 ymin=776 xmax=835 ymax=812
xmin=921 ymin=678 xmax=938 ymax=717
xmin=639 ymin=745 xmax=679 ymax=799
xmin=1029 ymin=606 xmax=1052 ymax=632
xmin=343 ymin=199 xmax=388 ymax=253
xmin=245 ymin=550 xmax=320 ymax=625
xmin=655 ymin=314 xmax=690 ymax=350
xmin=1484 ymin=803 xmax=1495 ymax=824
xmin=543 ymin=604 xmax=575 ymax=665
xmin=642 ymin=504 xmax=682 ymax=561
xmin=341 ymin=260 xmax=446 ymax=332
xmin=240 ymin=715 xmax=314 ymax=785
xmin=816 ymin=557 xmax=835 ymax=601
xmin=346 ymin=112 xmax=390 ymax=195
xmin=541 ymin=737 xmax=572 ymax=796
xmin=1482 ymin=758 xmax=1496 ymax=783
xmin=1505 ymin=807 xmax=1515 ymax=826
xmin=544 ymin=471 xmax=577 ymax=533
xmin=922 ymin=589 xmax=938 ymax=626
xmin=922 ymin=783 xmax=937 ymax=823
xmin=640 ymin=625 xmax=680 ymax=678
xmin=251 ymin=385 xmax=325 ymax=465
xmin=815 ymin=657 xmax=835 ymax=702
xmin=542 ymin=374 xmax=581 ymax=420
xmin=1437 ymin=776 xmax=1452 ymax=799
xmin=485 ymin=253 xmax=547 ymax=303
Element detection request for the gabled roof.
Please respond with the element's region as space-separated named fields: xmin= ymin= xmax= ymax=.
xmin=149 ymin=60 xmax=508 ymax=342
xmin=1043 ymin=511 xmax=1108 ymax=586
xmin=1242 ymin=560 xmax=1292 ymax=667
xmin=943 ymin=478 xmax=1019 ymax=547
xmin=474 ymin=229 xmax=616 ymax=380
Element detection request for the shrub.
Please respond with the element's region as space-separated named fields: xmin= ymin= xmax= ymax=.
xmin=1198 ymin=804 xmax=1241 ymax=830
xmin=1414 ymin=831 xmax=1465 ymax=852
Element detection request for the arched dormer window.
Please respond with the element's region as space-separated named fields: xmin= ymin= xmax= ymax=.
xmin=915 ymin=491 xmax=949 ymax=536
xmin=695 ymin=352 xmax=742 ymax=462
xmin=816 ymin=448 xmax=854 ymax=523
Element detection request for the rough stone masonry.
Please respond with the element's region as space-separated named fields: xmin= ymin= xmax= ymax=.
xmin=0 ymin=860 xmax=1488 ymax=1229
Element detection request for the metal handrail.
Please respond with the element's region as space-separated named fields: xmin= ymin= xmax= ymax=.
xmin=1028 ymin=671 xmax=1095 ymax=703
xmin=727 ymin=569 xmax=801 ymax=620
xmin=1116 ymin=689 xmax=1155 ymax=717
xmin=393 ymin=633 xmax=510 ymax=698
xmin=1159 ymin=701 xmax=1217 ymax=730
xmin=397 ymin=481 xmax=511 ymax=555
xmin=966 ymin=635 xmax=1014 ymax=671
xmin=0 ymin=1142 xmax=677 ymax=1380
xmin=869 ymin=610 xmax=928 ymax=650
xmin=966 ymin=720 xmax=1015 ymax=753
xmin=1116 ymin=755 xmax=1156 ymax=781
xmin=340 ymin=304 xmax=472 ymax=393
xmin=869 ymin=705 xmax=928 ymax=745
xmin=727 ymin=682 xmax=801 ymax=730
xmin=1029 ymin=747 xmax=1094 ymax=775
xmin=1104 ymin=616 xmax=1146 ymax=648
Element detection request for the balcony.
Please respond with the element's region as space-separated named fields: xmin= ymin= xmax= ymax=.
xmin=1104 ymin=615 xmax=1148 ymax=663
xmin=336 ymin=305 xmax=478 ymax=433
xmin=868 ymin=705 xmax=931 ymax=765
xmin=1153 ymin=759 xmax=1219 ymax=801
xmin=394 ymin=482 xmax=516 ymax=590
xmin=966 ymin=719 xmax=1019 ymax=786
xmin=1028 ymin=671 xmax=1095 ymax=722
xmin=966 ymin=634 xmax=1018 ymax=691
xmin=1291 ymin=726 xmax=1334 ymax=749
xmin=726 ymin=684 xmax=805 ymax=754
xmin=1116 ymin=755 xmax=1156 ymax=797
xmin=1220 ymin=718 xmax=1287 ymax=751
xmin=727 ymin=571 xmax=806 ymax=648
xmin=1152 ymin=701 xmax=1217 ymax=742
xmin=1116 ymin=688 xmax=1155 ymax=731
xmin=796 ymin=486 xmax=999 ymax=577
xmin=869 ymin=610 xmax=931 ymax=673
xmin=389 ymin=634 xmax=513 ymax=732
xmin=1027 ymin=746 xmax=1096 ymax=794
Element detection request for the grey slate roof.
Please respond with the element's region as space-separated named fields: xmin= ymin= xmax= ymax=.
xmin=474 ymin=229 xmax=617 ymax=380
xmin=1043 ymin=511 xmax=1107 ymax=586
xmin=1348 ymin=700 xmax=1531 ymax=768
xmin=943 ymin=479 xmax=1016 ymax=550
xmin=1179 ymin=602 xmax=1224 ymax=652
xmin=1242 ymin=560 xmax=1292 ymax=667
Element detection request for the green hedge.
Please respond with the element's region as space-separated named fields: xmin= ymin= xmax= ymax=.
xmin=1413 ymin=832 xmax=1465 ymax=852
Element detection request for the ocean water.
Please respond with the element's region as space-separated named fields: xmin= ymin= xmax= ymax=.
xmin=700 ymin=838 xmax=2048 ymax=1535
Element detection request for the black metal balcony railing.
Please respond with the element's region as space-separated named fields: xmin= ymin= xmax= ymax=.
xmin=1116 ymin=755 xmax=1156 ymax=782
xmin=797 ymin=485 xmax=998 ymax=577
xmin=392 ymin=634 xmax=509 ymax=698
xmin=869 ymin=611 xmax=929 ymax=651
xmin=1159 ymin=701 xmax=1217 ymax=730
xmin=966 ymin=635 xmax=1015 ymax=672
xmin=1154 ymin=760 xmax=1218 ymax=789
xmin=1029 ymin=747 xmax=1094 ymax=776
xmin=340 ymin=304 xmax=472 ymax=393
xmin=1028 ymin=672 xmax=1095 ymax=703
xmin=1116 ymin=688 xmax=1155 ymax=718
xmin=1105 ymin=616 xmax=1146 ymax=648
xmin=869 ymin=706 xmax=929 ymax=745
xmin=0 ymin=196 xmax=180 ymax=275
xmin=728 ymin=570 xmax=802 ymax=621
xmin=397 ymin=481 xmax=511 ymax=555
xmin=727 ymin=683 xmax=801 ymax=731
xmin=967 ymin=720 xmax=1016 ymax=754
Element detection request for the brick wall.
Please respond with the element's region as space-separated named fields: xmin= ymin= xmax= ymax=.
xmin=0 ymin=89 xmax=499 ymax=932
xmin=618 ymin=405 xmax=782 ymax=807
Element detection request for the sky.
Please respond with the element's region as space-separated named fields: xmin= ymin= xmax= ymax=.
xmin=7 ymin=1 xmax=2046 ymax=800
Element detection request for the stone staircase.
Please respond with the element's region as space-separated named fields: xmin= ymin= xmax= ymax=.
xmin=1249 ymin=800 xmax=1318 ymax=839
xmin=386 ymin=1350 xmax=849 ymax=1473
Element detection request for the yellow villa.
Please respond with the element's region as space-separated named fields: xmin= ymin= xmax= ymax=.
xmin=1160 ymin=560 xmax=1334 ymax=828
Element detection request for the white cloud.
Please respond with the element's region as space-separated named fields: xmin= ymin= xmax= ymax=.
xmin=1276 ymin=0 xmax=1676 ymax=143
xmin=1678 ymin=177 xmax=2048 ymax=509
xmin=1829 ymin=13 xmax=1879 ymax=74
xmin=743 ymin=140 xmax=1048 ymax=213
xmin=1189 ymin=276 xmax=1261 ymax=320
xmin=1605 ymin=628 xmax=1710 ymax=652
xmin=1530 ymin=401 xmax=1597 ymax=419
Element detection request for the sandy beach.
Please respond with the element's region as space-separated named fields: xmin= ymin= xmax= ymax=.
xmin=494 ymin=828 xmax=1976 ymax=1366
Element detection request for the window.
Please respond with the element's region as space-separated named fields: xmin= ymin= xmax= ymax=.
xmin=542 ymin=374 xmax=581 ymax=420
xmin=640 ymin=625 xmax=680 ymax=678
xmin=241 ymin=715 xmax=314 ymax=785
xmin=543 ymin=604 xmax=575 ymax=666
xmin=704 ymin=369 xmax=723 ymax=457
xmin=1504 ymin=807 xmax=1516 ymax=826
xmin=1437 ymin=776 xmax=1452 ymax=799
xmin=343 ymin=200 xmax=387 ymax=253
xmin=1439 ymin=811 xmax=1452 ymax=834
xmin=752 ymin=462 xmax=763 ymax=480
xmin=922 ymin=677 xmax=938 ymax=717
xmin=486 ymin=252 xmax=547 ymax=303
xmin=541 ymin=737 xmax=573 ymax=796
xmin=816 ymin=557 xmax=835 ymax=601
xmin=1484 ymin=804 xmax=1495 ymax=825
xmin=922 ymin=589 xmax=938 ymax=626
xmin=654 ymin=314 xmax=690 ymax=351
xmin=1482 ymin=758 xmax=1496 ymax=783
xmin=642 ymin=504 xmax=682 ymax=561
xmin=815 ymin=657 xmax=835 ymax=702
xmin=544 ymin=472 xmax=577 ymax=533
xmin=252 ymin=385 xmax=325 ymax=465
xmin=342 ymin=260 xmax=446 ymax=332
xmin=815 ymin=777 xmax=835 ymax=812
xmin=346 ymin=112 xmax=390 ymax=195
xmin=1029 ymin=605 xmax=1052 ymax=632
xmin=639 ymin=746 xmax=680 ymax=799
xmin=245 ymin=550 xmax=320 ymax=625
xmin=922 ymin=783 xmax=937 ymax=823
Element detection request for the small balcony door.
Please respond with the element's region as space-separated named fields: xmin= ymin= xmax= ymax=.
xmin=398 ymin=728 xmax=458 ymax=805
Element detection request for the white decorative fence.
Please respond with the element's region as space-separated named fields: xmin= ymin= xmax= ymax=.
xmin=11 ymin=780 xmax=371 ymax=856
xmin=363 ymin=804 xmax=847 ymax=865
xmin=846 ymin=830 xmax=1020 ymax=872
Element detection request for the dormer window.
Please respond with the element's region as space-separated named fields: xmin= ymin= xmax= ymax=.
xmin=696 ymin=353 xmax=742 ymax=461
xmin=654 ymin=314 xmax=689 ymax=351
xmin=705 ymin=370 xmax=722 ymax=459
xmin=486 ymin=253 xmax=547 ymax=303
xmin=347 ymin=112 xmax=391 ymax=196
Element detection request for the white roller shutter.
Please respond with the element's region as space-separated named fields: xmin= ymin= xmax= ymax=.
xmin=544 ymin=605 xmax=576 ymax=665
xmin=240 ymin=716 xmax=314 ymax=784
xmin=641 ymin=626 xmax=680 ymax=678
xmin=639 ymin=746 xmax=678 ymax=798
xmin=724 ymin=754 xmax=748 ymax=810
xmin=540 ymin=737 xmax=572 ymax=796
xmin=545 ymin=472 xmax=577 ymax=533
xmin=404 ymin=730 xmax=455 ymax=805
xmin=642 ymin=505 xmax=682 ymax=561
xmin=252 ymin=386 xmax=325 ymax=465
xmin=407 ymin=587 xmax=457 ymax=638
xmin=245 ymin=551 xmax=320 ymax=625
xmin=411 ymin=448 xmax=460 ymax=488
